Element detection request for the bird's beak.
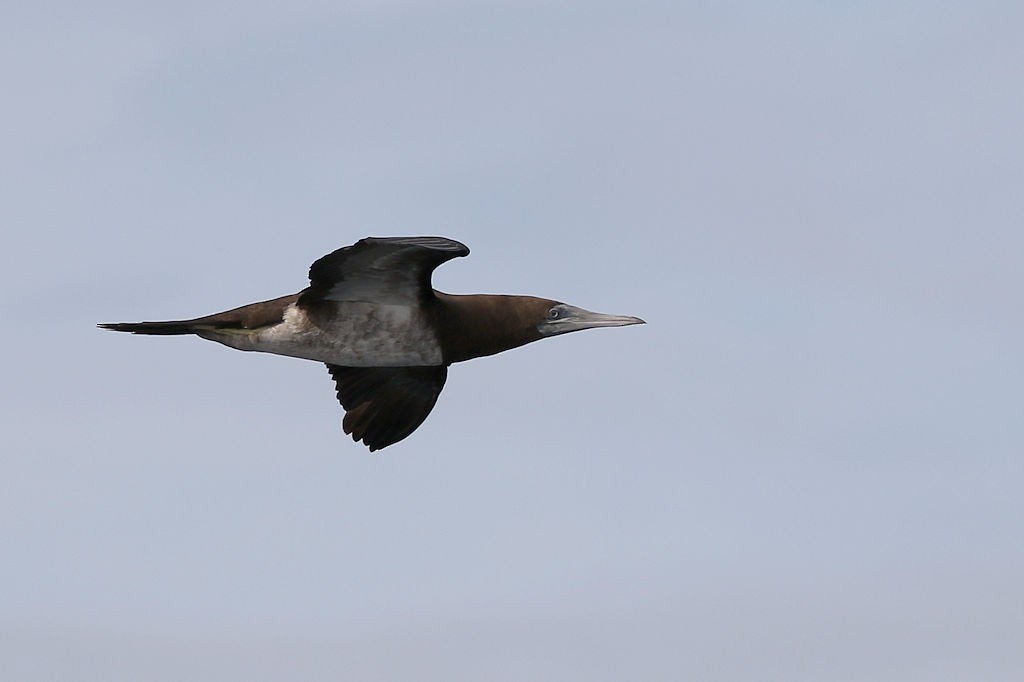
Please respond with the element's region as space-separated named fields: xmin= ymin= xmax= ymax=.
xmin=540 ymin=305 xmax=646 ymax=336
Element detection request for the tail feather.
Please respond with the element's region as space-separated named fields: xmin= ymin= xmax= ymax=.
xmin=98 ymin=293 xmax=302 ymax=336
xmin=97 ymin=320 xmax=203 ymax=335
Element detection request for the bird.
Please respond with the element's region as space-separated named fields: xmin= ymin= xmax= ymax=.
xmin=99 ymin=236 xmax=644 ymax=451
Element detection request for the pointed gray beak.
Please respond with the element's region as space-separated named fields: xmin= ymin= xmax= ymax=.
xmin=539 ymin=304 xmax=646 ymax=336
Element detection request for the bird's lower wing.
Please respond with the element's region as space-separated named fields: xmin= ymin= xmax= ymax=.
xmin=325 ymin=364 xmax=448 ymax=452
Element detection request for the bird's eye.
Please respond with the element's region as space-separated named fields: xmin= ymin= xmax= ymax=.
xmin=548 ymin=308 xmax=560 ymax=320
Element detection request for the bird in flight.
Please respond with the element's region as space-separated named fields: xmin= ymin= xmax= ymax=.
xmin=100 ymin=236 xmax=644 ymax=451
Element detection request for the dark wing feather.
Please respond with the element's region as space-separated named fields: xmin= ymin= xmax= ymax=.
xmin=326 ymin=364 xmax=448 ymax=452
xmin=300 ymin=237 xmax=469 ymax=306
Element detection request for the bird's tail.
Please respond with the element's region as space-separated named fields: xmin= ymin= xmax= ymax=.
xmin=98 ymin=293 xmax=302 ymax=336
xmin=97 ymin=320 xmax=204 ymax=335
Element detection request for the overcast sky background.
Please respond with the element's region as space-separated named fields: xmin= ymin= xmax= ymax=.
xmin=3 ymin=2 xmax=1022 ymax=680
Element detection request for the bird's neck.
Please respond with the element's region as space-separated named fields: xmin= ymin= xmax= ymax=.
xmin=433 ymin=292 xmax=552 ymax=364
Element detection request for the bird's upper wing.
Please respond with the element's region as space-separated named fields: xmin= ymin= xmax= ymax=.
xmin=300 ymin=236 xmax=469 ymax=306
xmin=326 ymin=363 xmax=448 ymax=452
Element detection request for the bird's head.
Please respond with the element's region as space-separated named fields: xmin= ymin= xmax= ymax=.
xmin=434 ymin=293 xmax=645 ymax=363
xmin=536 ymin=302 xmax=646 ymax=337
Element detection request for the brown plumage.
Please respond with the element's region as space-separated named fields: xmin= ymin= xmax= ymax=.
xmin=99 ymin=236 xmax=644 ymax=451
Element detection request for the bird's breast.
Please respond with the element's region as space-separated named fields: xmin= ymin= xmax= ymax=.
xmin=219 ymin=301 xmax=444 ymax=366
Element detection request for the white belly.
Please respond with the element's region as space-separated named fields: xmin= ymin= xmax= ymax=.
xmin=200 ymin=302 xmax=444 ymax=366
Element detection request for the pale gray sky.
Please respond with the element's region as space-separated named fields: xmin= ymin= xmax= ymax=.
xmin=3 ymin=2 xmax=1023 ymax=680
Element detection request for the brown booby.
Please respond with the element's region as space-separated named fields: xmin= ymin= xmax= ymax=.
xmin=100 ymin=236 xmax=644 ymax=451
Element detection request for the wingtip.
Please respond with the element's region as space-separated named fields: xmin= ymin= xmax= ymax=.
xmin=343 ymin=420 xmax=390 ymax=453
xmin=361 ymin=236 xmax=470 ymax=257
